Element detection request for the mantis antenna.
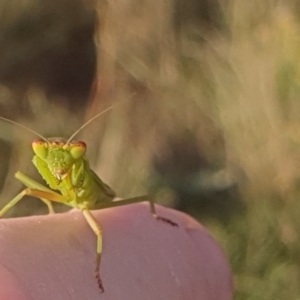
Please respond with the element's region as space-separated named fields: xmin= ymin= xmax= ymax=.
xmin=66 ymin=92 xmax=138 ymax=143
xmin=0 ymin=116 xmax=49 ymax=142
xmin=0 ymin=104 xmax=115 ymax=144
xmin=66 ymin=105 xmax=115 ymax=144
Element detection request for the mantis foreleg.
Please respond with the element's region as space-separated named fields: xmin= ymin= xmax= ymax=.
xmin=0 ymin=171 xmax=68 ymax=216
xmin=0 ymin=188 xmax=65 ymax=217
xmin=15 ymin=171 xmax=58 ymax=214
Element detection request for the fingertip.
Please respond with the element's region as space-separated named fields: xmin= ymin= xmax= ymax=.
xmin=0 ymin=203 xmax=233 ymax=299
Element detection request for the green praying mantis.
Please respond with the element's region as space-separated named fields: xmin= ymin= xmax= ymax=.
xmin=0 ymin=106 xmax=177 ymax=293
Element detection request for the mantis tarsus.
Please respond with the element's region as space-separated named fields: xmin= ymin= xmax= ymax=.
xmin=0 ymin=107 xmax=177 ymax=293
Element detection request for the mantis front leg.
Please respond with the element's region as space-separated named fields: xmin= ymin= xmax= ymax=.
xmin=0 ymin=171 xmax=66 ymax=217
xmin=0 ymin=188 xmax=66 ymax=217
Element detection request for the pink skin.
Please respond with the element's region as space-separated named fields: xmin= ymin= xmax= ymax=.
xmin=0 ymin=204 xmax=232 ymax=300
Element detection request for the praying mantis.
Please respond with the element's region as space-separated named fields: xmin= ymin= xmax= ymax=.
xmin=0 ymin=106 xmax=177 ymax=293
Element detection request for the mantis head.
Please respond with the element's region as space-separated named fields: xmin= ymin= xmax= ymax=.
xmin=32 ymin=138 xmax=87 ymax=178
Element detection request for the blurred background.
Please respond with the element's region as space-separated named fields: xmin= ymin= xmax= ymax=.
xmin=0 ymin=0 xmax=300 ymax=298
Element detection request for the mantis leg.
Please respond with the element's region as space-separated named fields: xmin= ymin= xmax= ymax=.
xmin=95 ymin=195 xmax=178 ymax=226
xmin=15 ymin=171 xmax=57 ymax=214
xmin=39 ymin=199 xmax=55 ymax=214
xmin=80 ymin=207 xmax=104 ymax=293
xmin=0 ymin=188 xmax=66 ymax=217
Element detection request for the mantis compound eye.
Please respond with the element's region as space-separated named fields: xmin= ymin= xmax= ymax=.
xmin=32 ymin=139 xmax=48 ymax=159
xmin=69 ymin=141 xmax=87 ymax=160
